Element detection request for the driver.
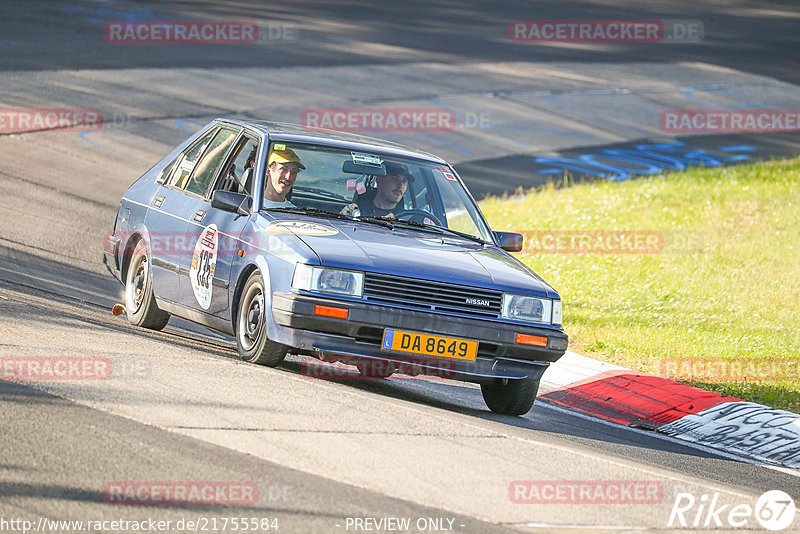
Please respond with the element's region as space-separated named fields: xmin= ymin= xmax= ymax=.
xmin=342 ymin=162 xmax=413 ymax=218
xmin=263 ymin=147 xmax=305 ymax=209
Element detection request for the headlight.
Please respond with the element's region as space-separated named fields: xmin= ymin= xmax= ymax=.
xmin=502 ymin=294 xmax=557 ymax=324
xmin=292 ymin=264 xmax=364 ymax=297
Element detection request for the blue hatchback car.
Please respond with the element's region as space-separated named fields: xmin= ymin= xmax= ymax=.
xmin=104 ymin=119 xmax=567 ymax=415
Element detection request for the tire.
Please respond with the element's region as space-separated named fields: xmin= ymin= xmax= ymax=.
xmin=481 ymin=377 xmax=539 ymax=415
xmin=124 ymin=240 xmax=170 ymax=330
xmin=356 ymin=359 xmax=395 ymax=379
xmin=236 ymin=271 xmax=288 ymax=366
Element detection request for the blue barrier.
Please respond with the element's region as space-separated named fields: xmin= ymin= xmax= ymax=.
xmin=536 ymin=142 xmax=755 ymax=181
xmin=60 ymin=4 xmax=156 ymax=24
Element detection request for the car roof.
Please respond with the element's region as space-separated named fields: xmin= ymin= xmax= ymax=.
xmin=216 ymin=118 xmax=448 ymax=164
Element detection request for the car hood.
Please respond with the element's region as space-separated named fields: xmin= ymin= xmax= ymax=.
xmin=259 ymin=214 xmax=557 ymax=298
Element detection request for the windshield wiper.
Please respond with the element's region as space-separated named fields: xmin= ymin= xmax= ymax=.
xmin=266 ymin=206 xmax=353 ymax=221
xmin=265 ymin=207 xmax=485 ymax=243
xmin=353 ymin=216 xmax=395 ymax=229
xmin=428 ymin=224 xmax=488 ymax=245
xmin=265 ymin=206 xmax=396 ymax=228
xmin=384 ymin=219 xmax=487 ymax=245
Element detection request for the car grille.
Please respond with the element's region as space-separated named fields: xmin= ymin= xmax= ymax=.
xmin=363 ymin=272 xmax=502 ymax=318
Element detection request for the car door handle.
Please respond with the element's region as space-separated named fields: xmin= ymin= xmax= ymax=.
xmin=193 ymin=209 xmax=206 ymax=222
xmin=153 ymin=195 xmax=165 ymax=208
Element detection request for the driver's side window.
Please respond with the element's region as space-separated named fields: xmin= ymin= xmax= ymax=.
xmin=214 ymin=136 xmax=259 ymax=197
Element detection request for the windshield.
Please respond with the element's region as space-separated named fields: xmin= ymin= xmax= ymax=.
xmin=262 ymin=141 xmax=493 ymax=242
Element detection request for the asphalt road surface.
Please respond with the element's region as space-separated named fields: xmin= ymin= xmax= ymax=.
xmin=1 ymin=1 xmax=799 ymax=532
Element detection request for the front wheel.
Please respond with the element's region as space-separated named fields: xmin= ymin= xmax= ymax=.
xmin=236 ymin=271 xmax=288 ymax=366
xmin=481 ymin=377 xmax=539 ymax=415
xmin=124 ymin=240 xmax=170 ymax=330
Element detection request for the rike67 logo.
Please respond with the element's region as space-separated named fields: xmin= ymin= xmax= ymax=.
xmin=669 ymin=490 xmax=795 ymax=531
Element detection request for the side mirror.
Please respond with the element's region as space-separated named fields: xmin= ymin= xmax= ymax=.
xmin=211 ymin=190 xmax=251 ymax=216
xmin=493 ymin=231 xmax=523 ymax=252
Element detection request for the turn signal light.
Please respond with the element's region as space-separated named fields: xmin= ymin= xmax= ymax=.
xmin=515 ymin=333 xmax=547 ymax=347
xmin=314 ymin=305 xmax=349 ymax=319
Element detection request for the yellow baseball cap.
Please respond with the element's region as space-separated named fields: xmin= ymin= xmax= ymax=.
xmin=268 ymin=147 xmax=305 ymax=170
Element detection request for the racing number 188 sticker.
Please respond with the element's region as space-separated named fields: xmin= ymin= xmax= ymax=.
xmin=190 ymin=224 xmax=218 ymax=309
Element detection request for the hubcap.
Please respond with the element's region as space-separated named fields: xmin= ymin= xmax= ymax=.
xmin=127 ymin=255 xmax=148 ymax=313
xmin=239 ymin=285 xmax=264 ymax=351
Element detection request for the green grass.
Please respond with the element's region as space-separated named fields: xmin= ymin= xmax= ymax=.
xmin=480 ymin=158 xmax=800 ymax=413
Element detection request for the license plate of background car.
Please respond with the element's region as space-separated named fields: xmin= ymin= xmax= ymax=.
xmin=381 ymin=329 xmax=477 ymax=361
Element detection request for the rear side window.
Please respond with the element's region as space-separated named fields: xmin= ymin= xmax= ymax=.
xmin=167 ymin=129 xmax=217 ymax=189
xmin=185 ymin=128 xmax=239 ymax=196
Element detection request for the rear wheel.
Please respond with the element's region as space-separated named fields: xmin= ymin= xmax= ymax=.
xmin=124 ymin=240 xmax=170 ymax=330
xmin=481 ymin=377 xmax=539 ymax=415
xmin=236 ymin=271 xmax=288 ymax=366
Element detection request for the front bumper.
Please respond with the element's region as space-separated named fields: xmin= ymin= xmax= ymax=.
xmin=272 ymin=291 xmax=568 ymax=382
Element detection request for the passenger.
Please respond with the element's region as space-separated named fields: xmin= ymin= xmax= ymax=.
xmin=263 ymin=147 xmax=305 ymax=208
xmin=342 ymin=162 xmax=414 ymax=218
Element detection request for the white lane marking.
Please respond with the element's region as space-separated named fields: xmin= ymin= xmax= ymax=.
xmin=539 ymin=401 xmax=800 ymax=479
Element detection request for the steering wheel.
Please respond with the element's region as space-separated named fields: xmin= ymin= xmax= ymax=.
xmin=394 ymin=209 xmax=444 ymax=226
